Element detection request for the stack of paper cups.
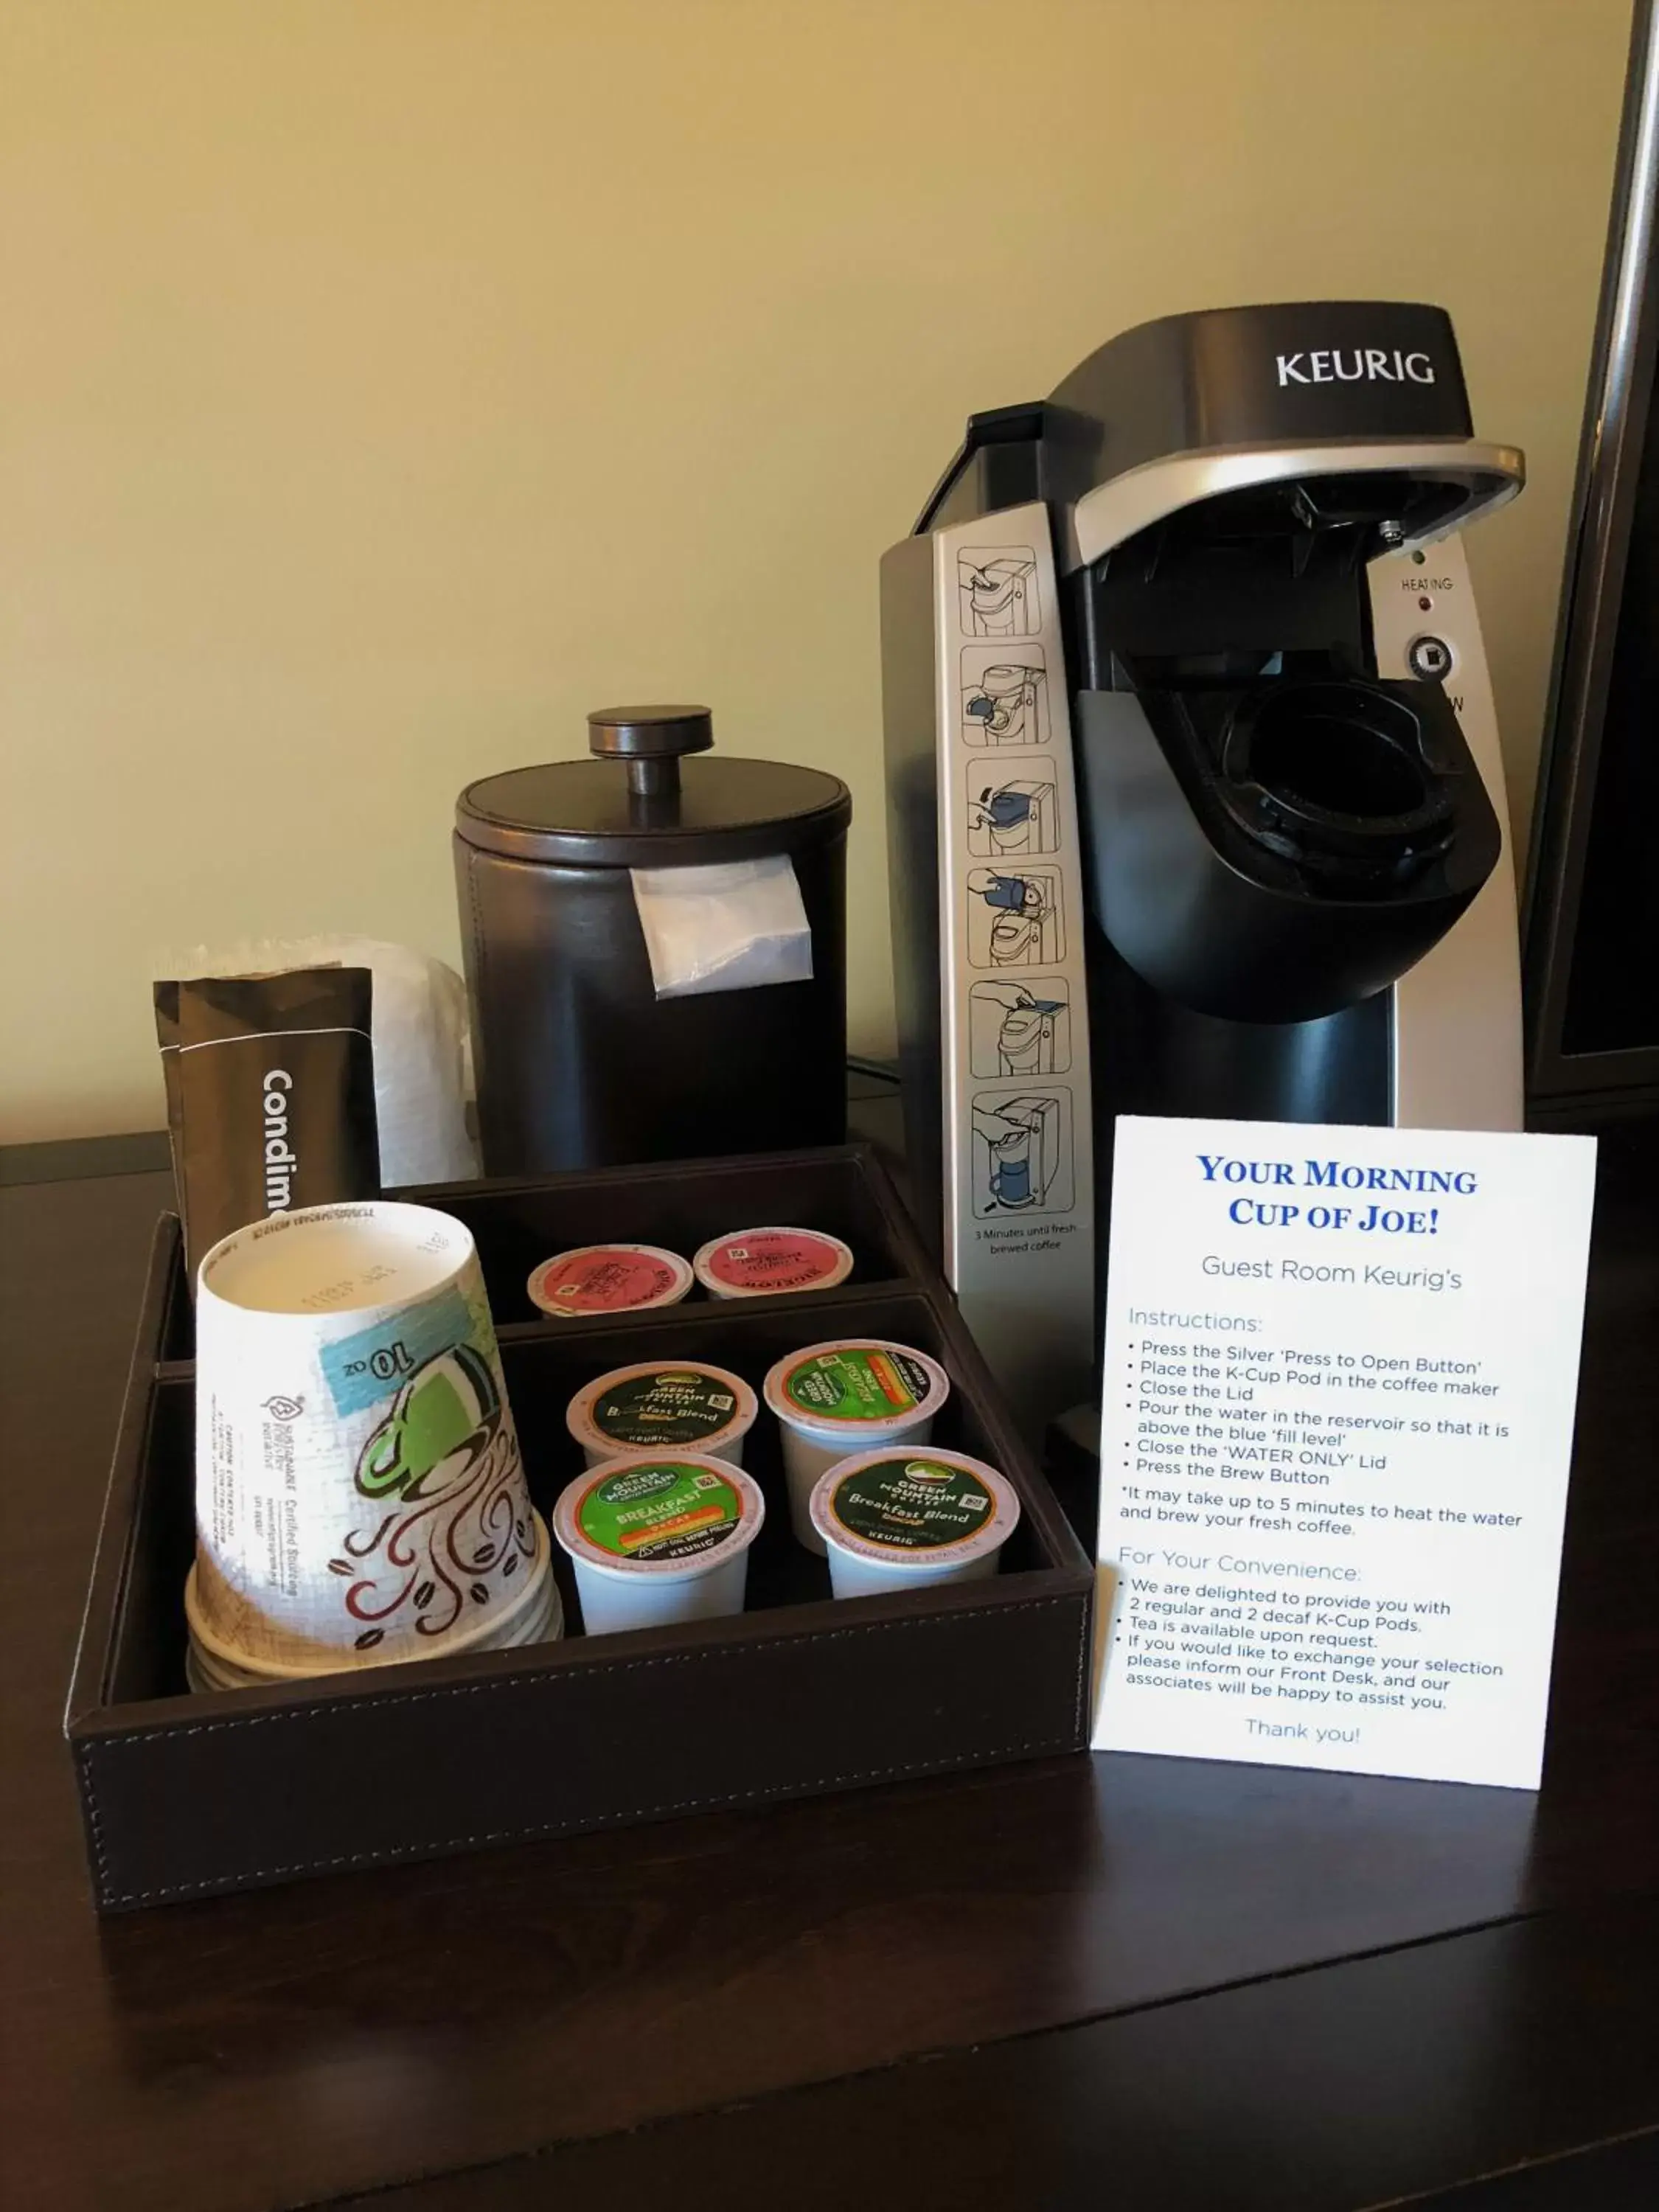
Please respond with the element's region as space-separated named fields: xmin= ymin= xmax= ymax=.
xmin=187 ymin=1200 xmax=558 ymax=1691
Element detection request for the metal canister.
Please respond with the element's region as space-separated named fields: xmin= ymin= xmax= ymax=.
xmin=454 ymin=706 xmax=850 ymax=1175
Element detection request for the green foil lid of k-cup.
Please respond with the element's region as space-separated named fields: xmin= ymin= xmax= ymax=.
xmin=567 ymin=1360 xmax=757 ymax=1456
xmin=527 ymin=1243 xmax=693 ymax=1318
xmin=809 ymin=1448 xmax=1019 ymax=1568
xmin=553 ymin=1455 xmax=765 ymax=1574
xmin=693 ymin=1226 xmax=855 ymax=1299
xmin=764 ymin=1339 xmax=949 ymax=1434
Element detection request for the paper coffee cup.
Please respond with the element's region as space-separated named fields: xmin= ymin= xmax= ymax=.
xmin=191 ymin=1200 xmax=549 ymax=1677
xmin=186 ymin=1571 xmax=564 ymax=1691
xmin=762 ymin=1339 xmax=950 ymax=1554
xmin=185 ymin=1516 xmax=563 ymax=1686
xmin=809 ymin=1448 xmax=1020 ymax=1600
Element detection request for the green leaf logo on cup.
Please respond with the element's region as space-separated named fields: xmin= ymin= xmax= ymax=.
xmin=355 ymin=1343 xmax=501 ymax=1500
xmin=335 ymin=1338 xmax=531 ymax=1649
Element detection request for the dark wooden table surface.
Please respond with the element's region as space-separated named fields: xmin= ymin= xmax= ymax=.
xmin=3 ymin=1121 xmax=1656 ymax=2212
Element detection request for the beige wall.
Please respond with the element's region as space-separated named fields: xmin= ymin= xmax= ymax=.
xmin=1 ymin=0 xmax=1632 ymax=1141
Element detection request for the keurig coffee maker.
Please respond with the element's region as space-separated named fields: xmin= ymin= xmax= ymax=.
xmin=881 ymin=302 xmax=1526 ymax=1425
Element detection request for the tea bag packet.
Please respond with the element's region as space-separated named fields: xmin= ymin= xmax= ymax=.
xmin=628 ymin=856 xmax=813 ymax=998
xmin=159 ymin=935 xmax=477 ymax=1188
xmin=154 ymin=967 xmax=380 ymax=1281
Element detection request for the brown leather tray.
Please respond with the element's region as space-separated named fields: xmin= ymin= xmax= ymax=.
xmin=65 ymin=1147 xmax=1093 ymax=1912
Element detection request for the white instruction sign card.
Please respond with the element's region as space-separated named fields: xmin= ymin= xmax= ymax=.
xmin=1091 ymin=1117 xmax=1597 ymax=1790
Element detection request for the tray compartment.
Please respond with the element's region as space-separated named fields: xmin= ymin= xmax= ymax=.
xmin=156 ymin=1143 xmax=933 ymax=1362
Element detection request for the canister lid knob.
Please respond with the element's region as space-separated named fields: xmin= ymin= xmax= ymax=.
xmin=588 ymin=705 xmax=714 ymax=799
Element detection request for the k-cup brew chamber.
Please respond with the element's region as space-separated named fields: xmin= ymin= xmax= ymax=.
xmin=456 ymin=707 xmax=850 ymax=1175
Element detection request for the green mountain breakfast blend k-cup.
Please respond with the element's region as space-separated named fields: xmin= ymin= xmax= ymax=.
xmin=810 ymin=1447 xmax=1020 ymax=1589
xmin=568 ymin=1360 xmax=757 ymax=1465
xmin=774 ymin=1342 xmax=946 ymax=1427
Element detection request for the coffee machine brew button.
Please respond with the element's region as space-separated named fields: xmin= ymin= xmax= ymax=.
xmin=1407 ymin=634 xmax=1454 ymax=682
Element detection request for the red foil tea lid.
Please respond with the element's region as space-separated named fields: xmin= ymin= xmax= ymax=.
xmin=527 ymin=1244 xmax=693 ymax=1318
xmin=693 ymin=1227 xmax=854 ymax=1299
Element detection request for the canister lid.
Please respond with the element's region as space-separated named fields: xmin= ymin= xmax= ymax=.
xmin=455 ymin=705 xmax=850 ymax=866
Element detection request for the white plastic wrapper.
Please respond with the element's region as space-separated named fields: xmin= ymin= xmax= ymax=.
xmin=630 ymin=856 xmax=814 ymax=1000
xmin=155 ymin=935 xmax=477 ymax=1187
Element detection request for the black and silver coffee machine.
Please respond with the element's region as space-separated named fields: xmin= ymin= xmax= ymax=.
xmin=881 ymin=302 xmax=1526 ymax=1427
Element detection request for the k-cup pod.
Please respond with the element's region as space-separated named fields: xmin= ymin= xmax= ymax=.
xmin=692 ymin=1226 xmax=854 ymax=1300
xmin=189 ymin=1200 xmax=549 ymax=1679
xmin=526 ymin=1243 xmax=693 ymax=1318
xmin=762 ymin=1339 xmax=950 ymax=1554
xmin=566 ymin=1360 xmax=758 ymax=1468
xmin=809 ymin=1449 xmax=1020 ymax=1599
xmin=553 ymin=1455 xmax=765 ymax=1636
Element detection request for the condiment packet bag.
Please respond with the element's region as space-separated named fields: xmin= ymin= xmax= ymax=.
xmin=153 ymin=967 xmax=379 ymax=1282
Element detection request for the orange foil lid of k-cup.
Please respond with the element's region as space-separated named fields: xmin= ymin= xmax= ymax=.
xmin=763 ymin=1339 xmax=949 ymax=1433
xmin=553 ymin=1455 xmax=765 ymax=1575
xmin=526 ymin=1244 xmax=693 ymax=1318
xmin=693 ymin=1227 xmax=854 ymax=1299
xmin=809 ymin=1448 xmax=1020 ymax=1568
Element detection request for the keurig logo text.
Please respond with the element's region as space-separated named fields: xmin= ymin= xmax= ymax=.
xmin=1276 ymin=349 xmax=1436 ymax=388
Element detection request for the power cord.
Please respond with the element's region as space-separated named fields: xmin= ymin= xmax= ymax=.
xmin=846 ymin=1054 xmax=901 ymax=1087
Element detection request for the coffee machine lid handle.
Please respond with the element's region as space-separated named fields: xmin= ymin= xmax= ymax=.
xmin=911 ymin=402 xmax=1052 ymax=536
xmin=1065 ymin=437 xmax=1524 ymax=573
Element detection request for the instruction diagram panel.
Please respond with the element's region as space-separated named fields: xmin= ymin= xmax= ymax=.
xmin=958 ymin=549 xmax=1040 ymax=638
xmin=965 ymin=761 xmax=1060 ymax=858
xmin=970 ymin=1089 xmax=1076 ymax=1218
xmin=966 ymin=866 xmax=1065 ymax=967
xmin=968 ymin=980 xmax=1072 ymax=1077
xmin=961 ymin=646 xmax=1051 ymax=745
